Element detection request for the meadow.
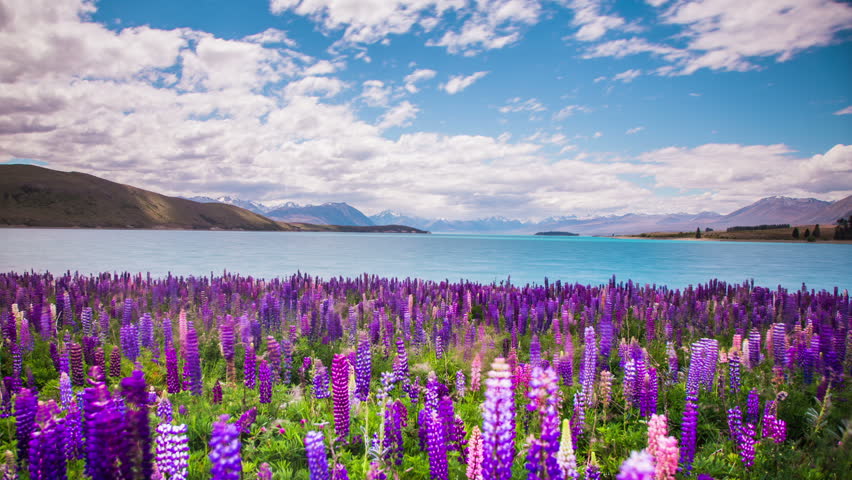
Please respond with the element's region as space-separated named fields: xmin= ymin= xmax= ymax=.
xmin=0 ymin=271 xmax=849 ymax=479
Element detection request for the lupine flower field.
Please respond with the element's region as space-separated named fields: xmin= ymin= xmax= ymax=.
xmin=0 ymin=271 xmax=849 ymax=479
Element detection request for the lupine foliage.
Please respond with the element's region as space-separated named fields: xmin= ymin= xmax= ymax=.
xmin=0 ymin=271 xmax=849 ymax=479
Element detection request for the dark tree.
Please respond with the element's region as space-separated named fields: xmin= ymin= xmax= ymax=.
xmin=792 ymin=227 xmax=800 ymax=239
xmin=813 ymin=224 xmax=821 ymax=238
xmin=804 ymin=228 xmax=810 ymax=238
xmin=695 ymin=227 xmax=702 ymax=239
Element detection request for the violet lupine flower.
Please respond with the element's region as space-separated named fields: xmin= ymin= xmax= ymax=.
xmin=69 ymin=342 xmax=84 ymax=386
xmin=183 ymin=322 xmax=202 ymax=396
xmin=616 ymin=450 xmax=655 ymax=480
xmin=304 ymin=430 xmax=330 ymax=480
xmin=121 ymin=323 xmax=140 ymax=362
xmin=585 ymin=463 xmax=601 ymax=480
xmin=571 ymin=392 xmax=586 ymax=449
xmin=383 ymin=399 xmax=407 ymax=466
xmin=237 ymin=408 xmax=257 ymax=435
xmin=59 ymin=372 xmax=73 ymax=409
xmin=556 ymin=419 xmax=579 ymax=480
xmin=332 ymin=463 xmax=349 ymax=480
xmin=530 ymin=335 xmax=542 ymax=369
xmin=466 ymin=425 xmax=484 ymax=480
xmin=748 ymin=329 xmax=761 ymax=368
xmin=772 ymin=323 xmax=787 ymax=368
xmin=313 ymin=361 xmax=330 ymax=400
xmin=355 ymin=339 xmax=371 ymax=401
xmin=425 ymin=410 xmax=449 ymax=480
xmin=120 ymin=370 xmax=153 ymax=480
xmin=525 ymin=366 xmax=562 ymax=480
xmin=165 ymin=346 xmax=181 ymax=394
xmin=157 ymin=398 xmax=173 ymax=423
xmin=394 ymin=337 xmax=410 ymax=385
xmin=15 ymin=387 xmax=38 ymax=463
xmin=739 ymin=423 xmax=756 ymax=469
xmin=83 ymin=377 xmax=126 ymax=480
xmin=220 ymin=321 xmax=236 ymax=381
xmin=331 ymin=354 xmax=350 ymax=440
xmin=281 ymin=339 xmax=293 ymax=385
xmin=679 ymin=391 xmax=699 ymax=473
xmin=259 ymin=360 xmax=273 ymax=404
xmin=244 ymin=344 xmax=257 ymax=389
xmin=65 ymin=400 xmax=84 ymax=461
xmin=209 ymin=415 xmax=241 ymax=480
xmin=28 ymin=401 xmax=67 ymax=480
xmin=456 ymin=370 xmax=466 ymax=397
xmin=726 ymin=406 xmax=743 ymax=441
xmin=155 ymin=423 xmax=189 ymax=480
xmin=266 ymin=336 xmax=281 ymax=384
xmin=728 ymin=354 xmax=741 ymax=394
xmin=109 ymin=347 xmax=122 ymax=378
xmin=580 ymin=326 xmax=597 ymax=404
xmin=482 ymin=358 xmax=515 ymax=480
xmin=640 ymin=368 xmax=658 ymax=417
xmin=212 ymin=380 xmax=223 ymax=404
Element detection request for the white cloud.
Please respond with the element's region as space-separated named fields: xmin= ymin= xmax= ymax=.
xmin=283 ymin=76 xmax=346 ymax=97
xmin=360 ymin=80 xmax=392 ymax=107
xmin=552 ymin=104 xmax=591 ymax=120
xmin=613 ymin=69 xmax=641 ymax=83
xmin=441 ymin=71 xmax=489 ymax=94
xmin=499 ymin=97 xmax=546 ymax=114
xmin=378 ymin=101 xmax=419 ymax=129
xmin=834 ymin=106 xmax=852 ymax=115
xmin=593 ymin=131 xmax=603 ymax=138
xmin=626 ymin=126 xmax=644 ymax=134
xmin=645 ymin=0 xmax=668 ymax=6
xmin=242 ymin=28 xmax=297 ymax=47
xmin=567 ymin=0 xmax=626 ymax=42
xmin=428 ymin=0 xmax=541 ymax=55
xmin=403 ymin=68 xmax=437 ymax=93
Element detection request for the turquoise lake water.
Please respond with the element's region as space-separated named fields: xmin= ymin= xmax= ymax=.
xmin=0 ymin=229 xmax=849 ymax=291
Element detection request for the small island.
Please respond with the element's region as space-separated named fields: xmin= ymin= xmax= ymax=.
xmin=534 ymin=231 xmax=579 ymax=236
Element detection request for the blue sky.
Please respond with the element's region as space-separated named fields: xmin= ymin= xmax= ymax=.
xmin=1 ymin=0 xmax=851 ymax=219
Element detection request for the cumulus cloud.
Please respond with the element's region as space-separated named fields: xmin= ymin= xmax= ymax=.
xmin=441 ymin=71 xmax=489 ymax=94
xmin=283 ymin=76 xmax=346 ymax=97
xmin=378 ymin=101 xmax=419 ymax=129
xmin=360 ymin=80 xmax=393 ymax=107
xmin=403 ymin=68 xmax=437 ymax=93
xmin=567 ymin=0 xmax=626 ymax=42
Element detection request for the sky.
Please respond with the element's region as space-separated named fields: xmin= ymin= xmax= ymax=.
xmin=1 ymin=0 xmax=851 ymax=220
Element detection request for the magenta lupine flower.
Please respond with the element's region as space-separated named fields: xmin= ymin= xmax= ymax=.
xmin=647 ymin=414 xmax=668 ymax=459
xmin=305 ymin=430 xmax=330 ymax=480
xmin=616 ymin=450 xmax=655 ymax=480
xmin=355 ymin=339 xmax=371 ymax=401
xmin=28 ymin=401 xmax=67 ymax=480
xmin=467 ymin=425 xmax=484 ymax=480
xmin=120 ymin=370 xmax=153 ymax=480
xmin=244 ymin=344 xmax=257 ymax=389
xmin=425 ymin=410 xmax=449 ymax=480
xmin=259 ymin=360 xmax=273 ymax=404
xmin=470 ymin=354 xmax=482 ymax=392
xmin=525 ymin=366 xmax=562 ymax=480
xmin=679 ymin=391 xmax=698 ymax=473
xmin=209 ymin=415 xmax=241 ymax=480
xmin=331 ymin=354 xmax=350 ymax=440
xmin=155 ymin=423 xmax=189 ymax=480
xmin=15 ymin=387 xmax=38 ymax=462
xmin=212 ymin=380 xmax=223 ymax=404
xmin=257 ymin=462 xmax=273 ymax=480
xmin=654 ymin=436 xmax=679 ymax=480
xmin=482 ymin=358 xmax=515 ymax=480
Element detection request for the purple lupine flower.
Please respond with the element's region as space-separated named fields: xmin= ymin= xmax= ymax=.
xmin=120 ymin=370 xmax=153 ymax=480
xmin=209 ymin=415 xmax=241 ymax=480
xmin=121 ymin=323 xmax=140 ymax=362
xmin=212 ymin=380 xmax=223 ymax=404
xmin=140 ymin=313 xmax=154 ymax=350
xmin=15 ymin=387 xmax=38 ymax=463
xmin=64 ymin=400 xmax=83 ymax=461
xmin=482 ymin=358 xmax=515 ymax=480
xmin=165 ymin=346 xmax=181 ymax=394
xmin=81 ymin=307 xmax=94 ymax=337
xmin=616 ymin=450 xmax=654 ymax=480
xmin=739 ymin=423 xmax=756 ymax=469
xmin=525 ymin=366 xmax=562 ymax=480
xmin=259 ymin=360 xmax=273 ymax=404
xmin=425 ymin=410 xmax=449 ymax=480
xmin=331 ymin=354 xmax=350 ymax=440
xmin=183 ymin=321 xmax=202 ymax=396
xmin=585 ymin=463 xmax=601 ymax=480
xmin=244 ymin=344 xmax=257 ymax=389
xmin=332 ymin=463 xmax=349 ymax=480
xmin=237 ymin=407 xmax=257 ymax=436
xmin=267 ymin=336 xmax=281 ymax=384
xmin=748 ymin=329 xmax=761 ymax=368
xmin=313 ymin=361 xmax=331 ymax=400
xmin=220 ymin=320 xmax=236 ymax=380
xmin=557 ymin=351 xmax=573 ymax=386
xmin=640 ymin=368 xmax=657 ymax=417
xmin=571 ymin=392 xmax=585 ymax=447
xmin=772 ymin=323 xmax=787 ymax=368
xmin=93 ymin=347 xmax=106 ymax=380
xmin=157 ymin=398 xmax=173 ymax=423
xmin=305 ymin=430 xmax=330 ymax=480
xmin=727 ymin=406 xmax=743 ymax=441
xmin=355 ymin=339 xmax=372 ymax=401
xmin=69 ymin=342 xmax=84 ymax=386
xmin=394 ymin=337 xmax=410 ymax=385
xmin=83 ymin=377 xmax=126 ymax=480
xmin=728 ymin=353 xmax=741 ymax=394
xmin=109 ymin=347 xmax=122 ymax=378
xmin=455 ymin=370 xmax=466 ymax=397
xmin=679 ymin=391 xmax=699 ymax=473
xmin=257 ymin=463 xmax=273 ymax=480
xmin=383 ymin=399 xmax=407 ymax=466
xmin=155 ymin=423 xmax=189 ymax=480
xmin=28 ymin=401 xmax=67 ymax=480
xmin=746 ymin=390 xmax=760 ymax=425
xmin=529 ymin=335 xmax=542 ymax=369
xmin=281 ymin=339 xmax=293 ymax=385
xmin=59 ymin=372 xmax=73 ymax=409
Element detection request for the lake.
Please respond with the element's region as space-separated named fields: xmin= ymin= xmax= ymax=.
xmin=0 ymin=229 xmax=849 ymax=291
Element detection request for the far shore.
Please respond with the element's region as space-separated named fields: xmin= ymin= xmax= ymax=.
xmin=612 ymin=235 xmax=850 ymax=245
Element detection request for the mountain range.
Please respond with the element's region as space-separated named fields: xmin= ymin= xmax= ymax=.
xmin=185 ymin=193 xmax=852 ymax=235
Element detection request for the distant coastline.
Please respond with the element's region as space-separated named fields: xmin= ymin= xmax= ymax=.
xmin=534 ymin=231 xmax=579 ymax=236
